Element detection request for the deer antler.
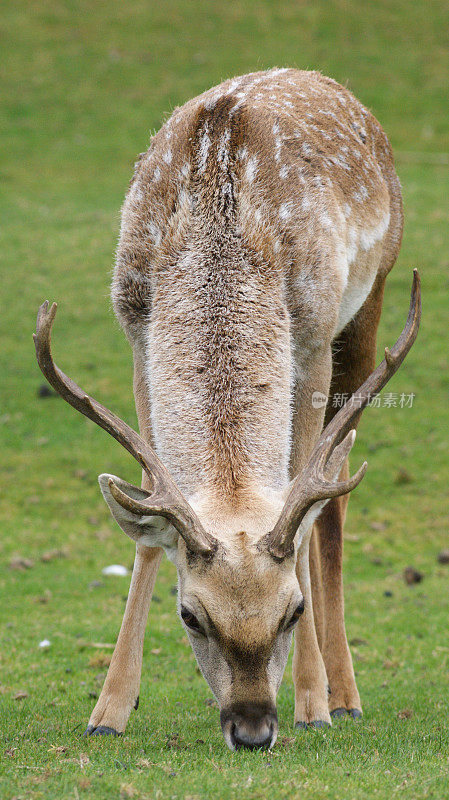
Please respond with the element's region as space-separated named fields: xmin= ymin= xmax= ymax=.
xmin=33 ymin=301 xmax=218 ymax=557
xmin=262 ymin=270 xmax=421 ymax=560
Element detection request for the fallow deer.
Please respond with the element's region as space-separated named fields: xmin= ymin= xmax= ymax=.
xmin=34 ymin=69 xmax=420 ymax=751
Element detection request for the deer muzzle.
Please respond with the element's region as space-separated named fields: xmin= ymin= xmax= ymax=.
xmin=220 ymin=702 xmax=278 ymax=751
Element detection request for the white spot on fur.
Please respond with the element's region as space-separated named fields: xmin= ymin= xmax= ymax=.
xmin=353 ymin=185 xmax=369 ymax=203
xmin=163 ymin=149 xmax=172 ymax=165
xmin=279 ymin=203 xmax=292 ymax=221
xmin=218 ymin=128 xmax=231 ymax=168
xmin=178 ymin=188 xmax=191 ymax=209
xmin=301 ymin=142 xmax=313 ymax=159
xmin=320 ymin=211 xmax=334 ymax=230
xmin=224 ymin=77 xmax=244 ymax=96
xmin=153 ymin=166 xmax=161 ymax=182
xmin=301 ymin=194 xmax=312 ymax=212
xmin=272 ymin=122 xmax=283 ymax=163
xmin=147 ymin=221 xmax=162 ymax=246
xmin=328 ymin=154 xmax=350 ymax=172
xmin=198 ymin=123 xmax=211 ymax=173
xmin=245 ymin=156 xmax=258 ymax=183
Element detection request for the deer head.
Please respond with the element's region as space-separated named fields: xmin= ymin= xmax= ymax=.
xmin=34 ymin=271 xmax=420 ymax=750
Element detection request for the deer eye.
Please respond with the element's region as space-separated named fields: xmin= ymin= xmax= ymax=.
xmin=181 ymin=606 xmax=205 ymax=635
xmin=286 ymin=599 xmax=305 ymax=629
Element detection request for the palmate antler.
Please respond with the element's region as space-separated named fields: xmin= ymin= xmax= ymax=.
xmin=261 ymin=270 xmax=421 ymax=560
xmin=33 ymin=301 xmax=218 ymax=557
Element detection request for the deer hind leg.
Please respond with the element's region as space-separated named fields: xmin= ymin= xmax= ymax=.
xmin=317 ymin=274 xmax=387 ymax=719
xmin=86 ymin=352 xmax=162 ymax=736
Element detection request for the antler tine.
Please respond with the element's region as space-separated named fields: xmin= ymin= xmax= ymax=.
xmin=264 ymin=270 xmax=421 ymax=560
xmin=33 ymin=301 xmax=217 ymax=557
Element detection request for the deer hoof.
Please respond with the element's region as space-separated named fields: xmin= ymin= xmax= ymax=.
xmin=331 ymin=707 xmax=348 ymax=718
xmin=331 ymin=707 xmax=362 ymax=720
xmin=308 ymin=719 xmax=331 ymax=729
xmin=295 ymin=719 xmax=331 ymax=730
xmin=83 ymin=725 xmax=122 ymax=737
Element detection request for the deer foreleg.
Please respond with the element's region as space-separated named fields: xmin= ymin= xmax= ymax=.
xmin=293 ymin=534 xmax=330 ymax=728
xmin=316 ymin=475 xmax=361 ymax=718
xmin=289 ymin=344 xmax=333 ymax=728
xmin=85 ymin=542 xmax=162 ymax=736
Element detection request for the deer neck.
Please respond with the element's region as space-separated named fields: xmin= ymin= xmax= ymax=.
xmin=146 ymin=232 xmax=292 ymax=507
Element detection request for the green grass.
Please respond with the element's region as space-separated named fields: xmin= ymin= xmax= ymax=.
xmin=1 ymin=1 xmax=448 ymax=798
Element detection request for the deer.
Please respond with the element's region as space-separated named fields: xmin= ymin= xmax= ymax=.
xmin=34 ymin=68 xmax=420 ymax=751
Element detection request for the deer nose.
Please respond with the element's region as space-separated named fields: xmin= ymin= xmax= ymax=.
xmin=231 ymin=720 xmax=275 ymax=751
xmin=221 ymin=704 xmax=278 ymax=751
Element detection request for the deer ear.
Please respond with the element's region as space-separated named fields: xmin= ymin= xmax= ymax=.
xmin=98 ymin=474 xmax=179 ymax=556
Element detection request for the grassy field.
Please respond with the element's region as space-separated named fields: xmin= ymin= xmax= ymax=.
xmin=1 ymin=1 xmax=448 ymax=798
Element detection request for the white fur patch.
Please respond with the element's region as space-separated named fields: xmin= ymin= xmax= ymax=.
xmin=359 ymin=212 xmax=390 ymax=251
xmin=337 ymin=270 xmax=376 ymax=333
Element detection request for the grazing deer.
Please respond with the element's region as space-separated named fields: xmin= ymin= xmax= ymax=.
xmin=34 ymin=69 xmax=420 ymax=751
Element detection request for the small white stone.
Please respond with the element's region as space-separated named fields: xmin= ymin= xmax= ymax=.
xmin=102 ymin=564 xmax=130 ymax=577
xmin=39 ymin=639 xmax=51 ymax=648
